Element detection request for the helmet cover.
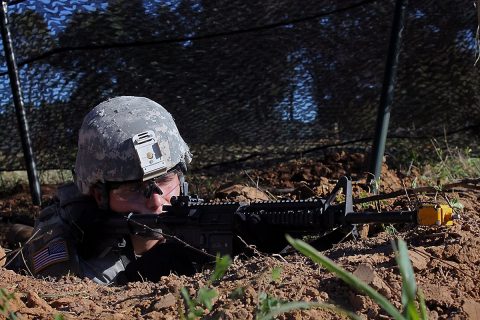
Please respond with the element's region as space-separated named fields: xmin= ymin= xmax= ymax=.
xmin=75 ymin=96 xmax=191 ymax=194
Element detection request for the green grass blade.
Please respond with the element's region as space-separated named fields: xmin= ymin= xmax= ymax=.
xmin=392 ymin=238 xmax=423 ymax=320
xmin=197 ymin=287 xmax=218 ymax=311
xmin=417 ymin=289 xmax=428 ymax=320
xmin=405 ymin=302 xmax=420 ymax=320
xmin=286 ymin=235 xmax=405 ymax=320
xmin=180 ymin=287 xmax=194 ymax=309
xmin=209 ymin=254 xmax=232 ymax=283
xmin=392 ymin=239 xmax=417 ymax=306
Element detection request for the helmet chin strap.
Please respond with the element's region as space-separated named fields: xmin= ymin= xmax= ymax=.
xmin=179 ymin=174 xmax=188 ymax=196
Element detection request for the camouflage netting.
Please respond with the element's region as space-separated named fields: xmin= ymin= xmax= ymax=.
xmin=0 ymin=0 xmax=478 ymax=171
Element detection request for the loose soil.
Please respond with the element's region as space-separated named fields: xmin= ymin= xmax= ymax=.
xmin=0 ymin=152 xmax=479 ymax=319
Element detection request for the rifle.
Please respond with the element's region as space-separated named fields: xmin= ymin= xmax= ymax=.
xmin=104 ymin=176 xmax=456 ymax=258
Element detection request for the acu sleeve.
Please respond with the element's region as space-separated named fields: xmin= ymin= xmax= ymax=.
xmin=20 ymin=204 xmax=83 ymax=278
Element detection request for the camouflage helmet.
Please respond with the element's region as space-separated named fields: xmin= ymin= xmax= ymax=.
xmin=75 ymin=96 xmax=192 ymax=194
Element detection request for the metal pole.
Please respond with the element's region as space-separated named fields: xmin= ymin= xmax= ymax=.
xmin=0 ymin=1 xmax=41 ymax=205
xmin=368 ymin=0 xmax=408 ymax=188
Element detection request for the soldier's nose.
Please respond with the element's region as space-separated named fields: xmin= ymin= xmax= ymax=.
xmin=146 ymin=192 xmax=167 ymax=213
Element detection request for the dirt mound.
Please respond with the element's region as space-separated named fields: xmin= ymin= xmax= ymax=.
xmin=0 ymin=153 xmax=479 ymax=319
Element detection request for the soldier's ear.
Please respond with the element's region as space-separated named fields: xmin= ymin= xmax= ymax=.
xmin=89 ymin=183 xmax=110 ymax=210
xmin=90 ymin=187 xmax=103 ymax=206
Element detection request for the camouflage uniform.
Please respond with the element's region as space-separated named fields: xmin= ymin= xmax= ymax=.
xmin=8 ymin=96 xmax=194 ymax=284
xmin=11 ymin=183 xmax=131 ymax=284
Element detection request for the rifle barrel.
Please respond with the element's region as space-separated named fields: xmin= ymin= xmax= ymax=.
xmin=344 ymin=211 xmax=416 ymax=224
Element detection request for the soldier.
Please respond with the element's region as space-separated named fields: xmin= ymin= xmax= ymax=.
xmin=7 ymin=96 xmax=200 ymax=284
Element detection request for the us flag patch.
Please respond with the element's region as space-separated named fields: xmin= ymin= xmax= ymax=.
xmin=32 ymin=239 xmax=69 ymax=273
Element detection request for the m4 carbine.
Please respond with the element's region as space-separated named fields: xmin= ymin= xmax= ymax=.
xmin=104 ymin=177 xmax=455 ymax=257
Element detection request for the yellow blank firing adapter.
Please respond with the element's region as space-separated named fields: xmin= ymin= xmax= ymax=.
xmin=417 ymin=204 xmax=457 ymax=226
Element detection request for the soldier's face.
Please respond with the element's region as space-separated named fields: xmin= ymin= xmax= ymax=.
xmin=108 ymin=172 xmax=180 ymax=214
